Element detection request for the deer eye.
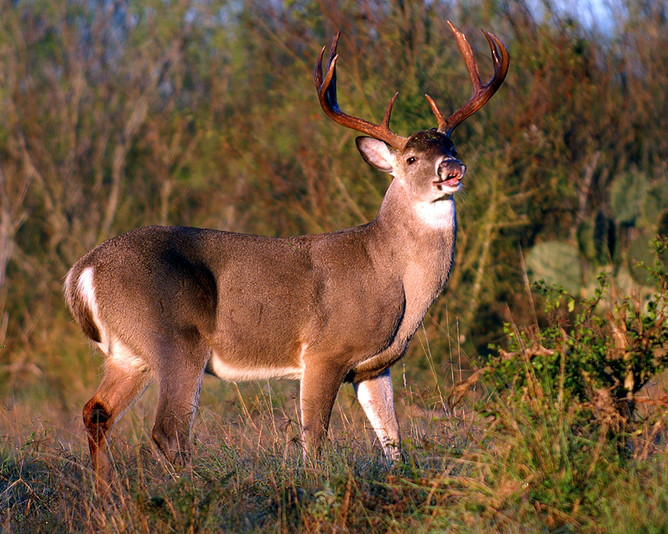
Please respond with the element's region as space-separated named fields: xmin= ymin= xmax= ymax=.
xmin=406 ymin=156 xmax=417 ymax=165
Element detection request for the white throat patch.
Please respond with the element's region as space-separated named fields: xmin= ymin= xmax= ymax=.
xmin=414 ymin=197 xmax=456 ymax=229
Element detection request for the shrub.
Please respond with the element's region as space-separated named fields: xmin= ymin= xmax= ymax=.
xmin=486 ymin=236 xmax=668 ymax=426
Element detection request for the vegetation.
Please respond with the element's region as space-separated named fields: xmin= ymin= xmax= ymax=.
xmin=488 ymin=238 xmax=668 ymax=420
xmin=1 ymin=0 xmax=668 ymax=532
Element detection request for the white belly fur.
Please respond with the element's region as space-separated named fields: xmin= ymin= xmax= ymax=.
xmin=208 ymin=352 xmax=303 ymax=381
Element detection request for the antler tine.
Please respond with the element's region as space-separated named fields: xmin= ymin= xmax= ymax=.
xmin=315 ymin=33 xmax=408 ymax=151
xmin=428 ymin=21 xmax=510 ymax=137
xmin=424 ymin=94 xmax=447 ymax=132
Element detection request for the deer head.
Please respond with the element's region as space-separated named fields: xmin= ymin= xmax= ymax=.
xmin=315 ymin=22 xmax=509 ymax=207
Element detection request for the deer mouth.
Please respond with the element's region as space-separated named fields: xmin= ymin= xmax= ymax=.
xmin=432 ymin=173 xmax=464 ymax=196
xmin=433 ymin=176 xmax=461 ymax=192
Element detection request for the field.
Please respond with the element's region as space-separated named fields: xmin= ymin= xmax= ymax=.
xmin=1 ymin=360 xmax=477 ymax=533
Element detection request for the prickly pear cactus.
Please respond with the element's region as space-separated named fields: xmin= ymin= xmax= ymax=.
xmin=628 ymin=231 xmax=659 ymax=286
xmin=610 ymin=171 xmax=648 ymax=226
xmin=526 ymin=240 xmax=583 ymax=295
xmin=645 ymin=182 xmax=668 ymax=226
xmin=659 ymin=209 xmax=668 ymax=238
xmin=577 ymin=210 xmax=613 ymax=266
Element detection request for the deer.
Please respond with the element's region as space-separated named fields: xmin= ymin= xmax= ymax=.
xmin=64 ymin=21 xmax=509 ymax=488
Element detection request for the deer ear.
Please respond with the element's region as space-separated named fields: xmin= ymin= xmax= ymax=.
xmin=356 ymin=137 xmax=396 ymax=173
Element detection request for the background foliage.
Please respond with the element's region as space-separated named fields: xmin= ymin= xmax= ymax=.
xmin=1 ymin=0 xmax=668 ymax=391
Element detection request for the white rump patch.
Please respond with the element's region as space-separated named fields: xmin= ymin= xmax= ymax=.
xmin=75 ymin=267 xmax=109 ymax=348
xmin=76 ymin=267 xmax=97 ymax=314
xmin=75 ymin=267 xmax=148 ymax=372
xmin=209 ymin=352 xmax=303 ymax=382
xmin=414 ymin=197 xmax=456 ymax=229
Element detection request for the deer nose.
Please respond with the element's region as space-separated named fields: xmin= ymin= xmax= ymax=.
xmin=438 ymin=158 xmax=466 ymax=182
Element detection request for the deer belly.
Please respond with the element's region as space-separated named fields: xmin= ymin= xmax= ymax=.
xmin=207 ymin=352 xmax=303 ymax=382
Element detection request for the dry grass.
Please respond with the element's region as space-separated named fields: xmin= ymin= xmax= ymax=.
xmin=0 ymin=365 xmax=479 ymax=534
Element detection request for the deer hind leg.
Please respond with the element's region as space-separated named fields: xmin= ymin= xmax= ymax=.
xmin=151 ymin=346 xmax=208 ymax=464
xmin=354 ymin=368 xmax=401 ymax=461
xmin=83 ymin=349 xmax=152 ymax=491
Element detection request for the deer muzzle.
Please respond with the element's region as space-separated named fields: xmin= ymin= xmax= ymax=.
xmin=434 ymin=158 xmax=466 ymax=191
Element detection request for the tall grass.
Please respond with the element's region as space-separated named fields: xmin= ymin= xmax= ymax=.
xmin=0 ymin=370 xmax=473 ymax=533
xmin=3 ymin=285 xmax=668 ymax=534
xmin=4 ymin=379 xmax=668 ymax=533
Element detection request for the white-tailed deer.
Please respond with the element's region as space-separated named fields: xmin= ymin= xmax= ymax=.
xmin=65 ymin=22 xmax=508 ymax=486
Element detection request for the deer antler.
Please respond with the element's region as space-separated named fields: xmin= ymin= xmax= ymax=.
xmin=426 ymin=21 xmax=510 ymax=136
xmin=315 ymin=25 xmax=508 ymax=145
xmin=315 ymin=32 xmax=409 ymax=151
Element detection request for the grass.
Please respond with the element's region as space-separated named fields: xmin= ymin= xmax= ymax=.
xmin=2 ymin=295 xmax=668 ymax=533
xmin=0 ymin=363 xmax=479 ymax=534
xmin=3 ymin=368 xmax=668 ymax=534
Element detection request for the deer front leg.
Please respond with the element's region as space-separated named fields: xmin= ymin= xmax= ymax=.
xmin=299 ymin=361 xmax=346 ymax=456
xmin=354 ymin=368 xmax=401 ymax=461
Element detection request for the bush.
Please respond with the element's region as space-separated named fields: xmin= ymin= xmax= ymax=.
xmin=438 ymin=238 xmax=668 ymax=529
xmin=486 ymin=236 xmax=668 ymax=425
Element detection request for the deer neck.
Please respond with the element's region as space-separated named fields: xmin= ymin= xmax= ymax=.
xmin=371 ymin=178 xmax=457 ymax=288
xmin=377 ymin=176 xmax=456 ymax=235
xmin=344 ymin=177 xmax=457 ymax=375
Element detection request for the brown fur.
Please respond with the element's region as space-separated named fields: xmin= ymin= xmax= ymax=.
xmin=65 ymin=131 xmax=462 ymax=487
